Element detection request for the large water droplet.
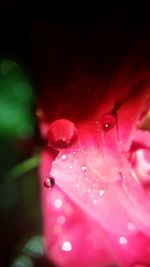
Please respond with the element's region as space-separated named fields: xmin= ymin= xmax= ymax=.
xmin=101 ymin=113 xmax=116 ymax=132
xmin=44 ymin=176 xmax=55 ymax=189
xmin=48 ymin=119 xmax=78 ymax=149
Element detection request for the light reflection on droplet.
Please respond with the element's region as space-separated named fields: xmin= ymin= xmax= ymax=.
xmin=61 ymin=241 xmax=72 ymax=252
xmin=81 ymin=165 xmax=87 ymax=172
xmin=44 ymin=176 xmax=55 ymax=189
xmin=54 ymin=198 xmax=62 ymax=208
xmin=99 ymin=189 xmax=105 ymax=197
xmin=69 ymin=165 xmax=73 ymax=169
xmin=57 ymin=215 xmax=66 ymax=225
xmin=119 ymin=236 xmax=128 ymax=245
xmin=101 ymin=112 xmax=116 ymax=132
xmin=61 ymin=154 xmax=67 ymax=161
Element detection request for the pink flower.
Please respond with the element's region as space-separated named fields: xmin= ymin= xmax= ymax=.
xmin=34 ymin=26 xmax=150 ymax=266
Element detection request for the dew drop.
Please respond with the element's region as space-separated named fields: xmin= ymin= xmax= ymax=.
xmin=101 ymin=113 xmax=116 ymax=132
xmin=61 ymin=154 xmax=67 ymax=161
xmin=48 ymin=119 xmax=78 ymax=149
xmin=61 ymin=241 xmax=72 ymax=252
xmin=99 ymin=189 xmax=105 ymax=197
xmin=81 ymin=165 xmax=87 ymax=172
xmin=119 ymin=236 xmax=128 ymax=245
xmin=54 ymin=198 xmax=62 ymax=208
xmin=44 ymin=176 xmax=55 ymax=189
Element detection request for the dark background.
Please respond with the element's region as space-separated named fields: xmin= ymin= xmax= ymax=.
xmin=0 ymin=2 xmax=150 ymax=267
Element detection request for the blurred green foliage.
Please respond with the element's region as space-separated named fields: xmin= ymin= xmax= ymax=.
xmin=0 ymin=59 xmax=47 ymax=267
xmin=0 ymin=59 xmax=34 ymax=138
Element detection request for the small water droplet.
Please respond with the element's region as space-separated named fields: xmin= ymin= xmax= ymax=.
xmin=48 ymin=119 xmax=78 ymax=149
xmin=101 ymin=113 xmax=116 ymax=132
xmin=119 ymin=236 xmax=128 ymax=245
xmin=72 ymin=151 xmax=76 ymax=155
xmin=44 ymin=176 xmax=55 ymax=189
xmin=61 ymin=154 xmax=67 ymax=161
xmin=61 ymin=241 xmax=72 ymax=252
xmin=69 ymin=165 xmax=73 ymax=169
xmin=81 ymin=165 xmax=87 ymax=172
xmin=99 ymin=189 xmax=105 ymax=197
xmin=54 ymin=198 xmax=62 ymax=208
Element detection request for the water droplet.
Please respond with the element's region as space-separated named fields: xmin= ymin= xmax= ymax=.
xmin=81 ymin=165 xmax=87 ymax=172
xmin=61 ymin=154 xmax=67 ymax=161
xmin=72 ymin=151 xmax=76 ymax=155
xmin=44 ymin=176 xmax=55 ymax=189
xmin=54 ymin=198 xmax=62 ymax=208
xmin=101 ymin=113 xmax=116 ymax=132
xmin=48 ymin=119 xmax=78 ymax=149
xmin=61 ymin=241 xmax=72 ymax=252
xmin=99 ymin=189 xmax=105 ymax=197
xmin=119 ymin=236 xmax=128 ymax=244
